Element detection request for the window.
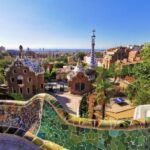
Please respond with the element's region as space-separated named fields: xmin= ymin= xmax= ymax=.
xmin=41 ymin=84 xmax=44 ymax=89
xmin=11 ymin=78 xmax=15 ymax=82
xmin=32 ymin=85 xmax=36 ymax=94
xmin=20 ymin=88 xmax=22 ymax=93
xmin=75 ymin=83 xmax=85 ymax=91
xmin=24 ymin=69 xmax=27 ymax=73
xmin=81 ymin=83 xmax=85 ymax=91
xmin=27 ymin=88 xmax=30 ymax=94
xmin=17 ymin=79 xmax=23 ymax=84
xmin=28 ymin=77 xmax=32 ymax=82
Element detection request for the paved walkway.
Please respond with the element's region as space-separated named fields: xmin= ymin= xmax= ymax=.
xmin=54 ymin=92 xmax=82 ymax=116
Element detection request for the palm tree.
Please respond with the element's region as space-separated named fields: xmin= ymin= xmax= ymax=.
xmin=109 ymin=62 xmax=122 ymax=83
xmin=95 ymin=67 xmax=114 ymax=119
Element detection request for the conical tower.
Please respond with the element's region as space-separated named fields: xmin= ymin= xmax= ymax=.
xmin=74 ymin=58 xmax=84 ymax=73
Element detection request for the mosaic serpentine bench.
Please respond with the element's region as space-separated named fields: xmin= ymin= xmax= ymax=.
xmin=0 ymin=125 xmax=67 ymax=150
xmin=0 ymin=93 xmax=150 ymax=149
xmin=43 ymin=94 xmax=150 ymax=130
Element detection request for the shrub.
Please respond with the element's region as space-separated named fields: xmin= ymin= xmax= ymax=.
xmin=8 ymin=93 xmax=24 ymax=100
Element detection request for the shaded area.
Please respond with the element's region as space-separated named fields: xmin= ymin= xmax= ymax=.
xmin=53 ymin=92 xmax=82 ymax=116
xmin=0 ymin=134 xmax=39 ymax=150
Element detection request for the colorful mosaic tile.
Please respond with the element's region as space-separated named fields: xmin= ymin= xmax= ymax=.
xmin=38 ymin=102 xmax=150 ymax=150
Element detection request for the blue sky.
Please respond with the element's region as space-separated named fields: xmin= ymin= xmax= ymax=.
xmin=0 ymin=0 xmax=150 ymax=49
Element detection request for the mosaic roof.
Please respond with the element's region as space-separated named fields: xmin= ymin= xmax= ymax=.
xmin=22 ymin=59 xmax=43 ymax=73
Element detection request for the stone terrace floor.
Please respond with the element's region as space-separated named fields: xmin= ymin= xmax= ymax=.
xmin=53 ymin=91 xmax=82 ymax=116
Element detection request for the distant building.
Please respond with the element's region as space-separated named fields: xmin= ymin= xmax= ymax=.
xmin=5 ymin=45 xmax=44 ymax=98
xmin=7 ymin=50 xmax=19 ymax=57
xmin=128 ymin=50 xmax=140 ymax=62
xmin=0 ymin=46 xmax=6 ymax=52
xmin=67 ymin=56 xmax=75 ymax=65
xmin=67 ymin=59 xmax=91 ymax=95
xmin=56 ymin=66 xmax=72 ymax=81
xmin=25 ymin=48 xmax=37 ymax=59
xmin=43 ymin=63 xmax=53 ymax=72
xmin=102 ymin=46 xmax=142 ymax=69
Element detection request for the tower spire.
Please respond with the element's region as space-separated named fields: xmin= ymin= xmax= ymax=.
xmin=89 ymin=29 xmax=96 ymax=69
xmin=19 ymin=45 xmax=24 ymax=59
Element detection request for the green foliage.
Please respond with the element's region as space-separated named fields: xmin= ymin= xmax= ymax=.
xmin=0 ymin=59 xmax=11 ymax=84
xmin=0 ymin=74 xmax=5 ymax=84
xmin=79 ymin=94 xmax=88 ymax=117
xmin=54 ymin=62 xmax=64 ymax=68
xmin=48 ymin=55 xmax=67 ymax=63
xmin=8 ymin=93 xmax=24 ymax=100
xmin=120 ymin=64 xmax=135 ymax=78
xmin=140 ymin=43 xmax=150 ymax=61
xmin=126 ymin=80 xmax=150 ymax=105
xmin=0 ymin=59 xmax=11 ymax=68
xmin=95 ymin=67 xmax=108 ymax=79
xmin=75 ymin=52 xmax=86 ymax=60
xmin=44 ymin=72 xmax=51 ymax=82
xmin=126 ymin=43 xmax=150 ymax=105
xmin=44 ymin=69 xmax=56 ymax=82
xmin=95 ymin=52 xmax=103 ymax=58
xmin=94 ymin=68 xmax=114 ymax=119
xmin=125 ymin=84 xmax=137 ymax=102
xmin=133 ymin=62 xmax=150 ymax=80
xmin=95 ymin=79 xmax=113 ymax=105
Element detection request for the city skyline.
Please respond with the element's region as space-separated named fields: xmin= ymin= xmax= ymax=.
xmin=0 ymin=0 xmax=150 ymax=49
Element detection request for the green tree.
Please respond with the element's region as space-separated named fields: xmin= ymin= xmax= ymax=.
xmin=75 ymin=52 xmax=86 ymax=61
xmin=8 ymin=93 xmax=24 ymax=100
xmin=0 ymin=59 xmax=11 ymax=84
xmin=0 ymin=74 xmax=5 ymax=84
xmin=120 ymin=64 xmax=135 ymax=78
xmin=44 ymin=72 xmax=51 ymax=82
xmin=79 ymin=94 xmax=88 ymax=117
xmin=140 ymin=43 xmax=150 ymax=61
xmin=54 ymin=62 xmax=64 ymax=68
xmin=95 ymin=52 xmax=103 ymax=58
xmin=126 ymin=43 xmax=150 ymax=105
xmin=95 ymin=68 xmax=114 ymax=119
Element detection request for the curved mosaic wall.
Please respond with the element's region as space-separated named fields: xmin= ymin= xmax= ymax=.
xmin=0 ymin=94 xmax=150 ymax=150
xmin=0 ymin=99 xmax=42 ymax=134
xmin=38 ymin=102 xmax=150 ymax=150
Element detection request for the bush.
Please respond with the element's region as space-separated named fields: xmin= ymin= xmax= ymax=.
xmin=54 ymin=62 xmax=64 ymax=68
xmin=8 ymin=93 xmax=24 ymax=100
xmin=79 ymin=94 xmax=88 ymax=117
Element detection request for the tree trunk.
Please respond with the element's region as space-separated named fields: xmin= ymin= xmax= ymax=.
xmin=101 ymin=101 xmax=105 ymax=119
